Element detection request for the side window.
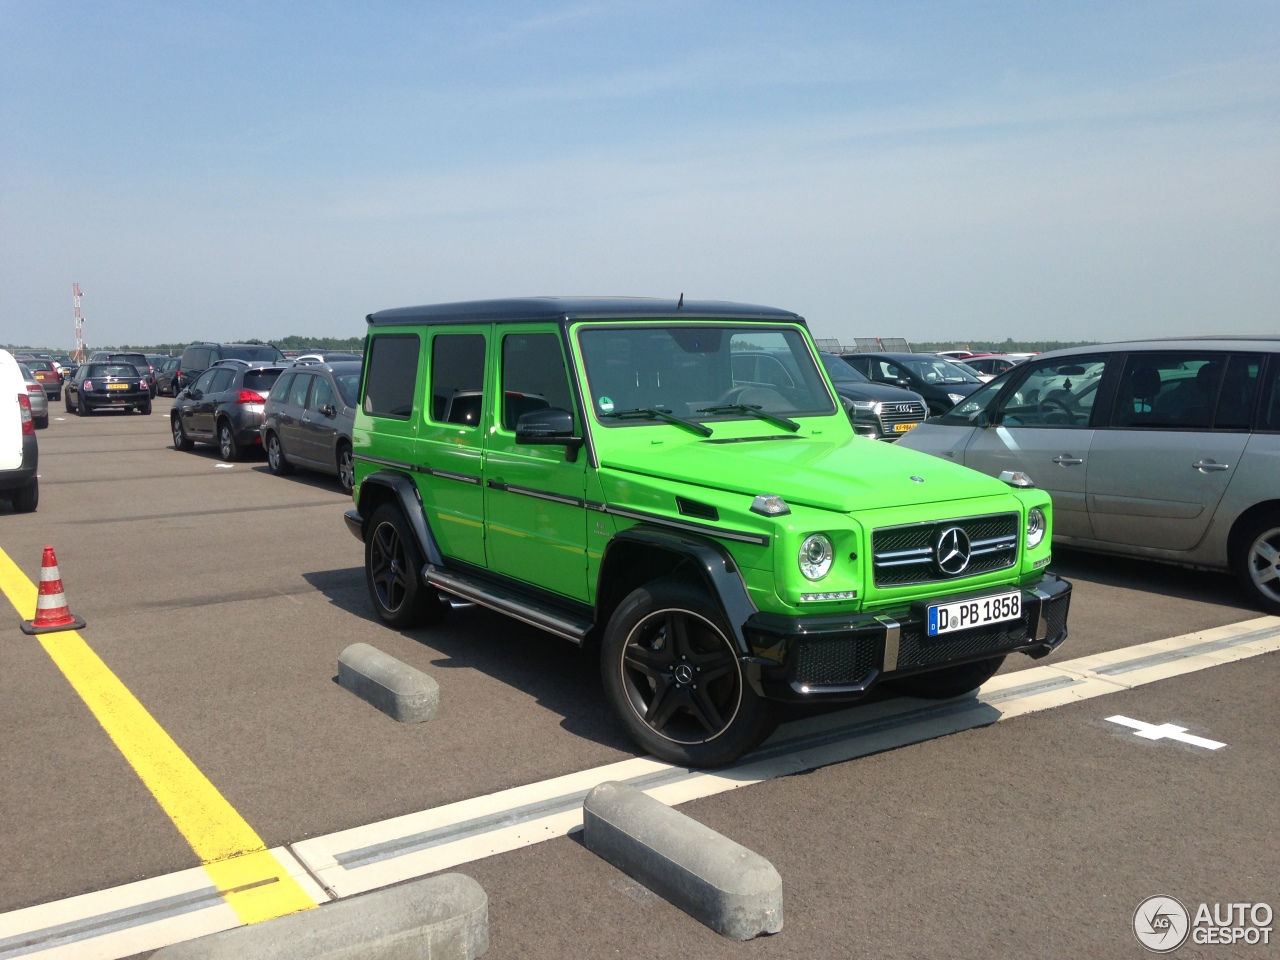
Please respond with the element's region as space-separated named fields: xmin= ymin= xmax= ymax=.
xmin=187 ymin=347 xmax=210 ymax=369
xmin=1213 ymin=354 xmax=1263 ymax=430
xmin=191 ymin=370 xmax=217 ymax=394
xmin=363 ymin=334 xmax=420 ymax=420
xmin=430 ymin=334 xmax=486 ymax=427
xmin=310 ymin=377 xmax=336 ymax=411
xmin=938 ymin=378 xmax=1004 ymax=424
xmin=1111 ymin=353 xmax=1225 ymax=430
xmin=288 ymin=373 xmax=313 ymax=407
xmin=208 ymin=368 xmax=236 ymax=394
xmin=501 ymin=333 xmax=573 ymax=430
xmin=1261 ymin=356 xmax=1280 ymax=432
xmin=996 ymin=356 xmax=1109 ymax=428
xmin=269 ymin=372 xmax=295 ymax=401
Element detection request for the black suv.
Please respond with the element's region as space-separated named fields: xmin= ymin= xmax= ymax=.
xmin=171 ymin=360 xmax=287 ymax=460
xmin=176 ymin=342 xmax=286 ymax=394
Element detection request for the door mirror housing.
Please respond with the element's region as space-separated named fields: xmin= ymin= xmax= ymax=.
xmin=320 ymin=404 xmax=337 ymax=418
xmin=515 ymin=408 xmax=583 ymax=462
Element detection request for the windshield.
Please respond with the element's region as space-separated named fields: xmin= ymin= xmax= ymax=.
xmin=223 ymin=345 xmax=285 ymax=362
xmin=903 ymin=357 xmax=981 ymax=384
xmin=578 ymin=325 xmax=836 ymax=424
xmin=820 ymin=355 xmax=870 ymax=383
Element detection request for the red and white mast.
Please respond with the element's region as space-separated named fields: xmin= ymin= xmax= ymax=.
xmin=71 ymin=283 xmax=85 ymax=360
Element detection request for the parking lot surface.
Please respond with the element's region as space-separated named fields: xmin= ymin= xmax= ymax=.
xmin=0 ymin=412 xmax=1274 ymax=958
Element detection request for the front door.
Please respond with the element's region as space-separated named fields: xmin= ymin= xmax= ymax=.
xmin=963 ymin=354 xmax=1111 ymax=540
xmin=301 ymin=374 xmax=341 ymax=468
xmin=417 ymin=329 xmax=489 ymax=568
xmin=483 ymin=328 xmax=589 ymax=601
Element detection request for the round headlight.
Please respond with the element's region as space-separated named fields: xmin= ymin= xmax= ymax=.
xmin=799 ymin=533 xmax=834 ymax=580
xmin=1026 ymin=507 xmax=1046 ymax=549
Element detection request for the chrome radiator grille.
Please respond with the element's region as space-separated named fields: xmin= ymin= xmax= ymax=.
xmin=872 ymin=512 xmax=1019 ymax=587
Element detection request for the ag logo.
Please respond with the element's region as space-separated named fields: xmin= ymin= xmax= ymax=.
xmin=934 ymin=526 xmax=972 ymax=575
xmin=1134 ymin=896 xmax=1190 ymax=952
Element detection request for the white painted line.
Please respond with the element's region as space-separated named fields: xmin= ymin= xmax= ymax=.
xmin=0 ymin=849 xmax=325 ymax=960
xmin=214 ymin=464 xmax=233 ymax=469
xmin=291 ymin=615 xmax=1280 ymax=897
xmin=1105 ymin=715 xmax=1227 ymax=750
xmin=2 ymin=616 xmax=1277 ymax=957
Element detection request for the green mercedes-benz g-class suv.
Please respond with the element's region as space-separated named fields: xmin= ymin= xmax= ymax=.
xmin=345 ymin=298 xmax=1071 ymax=766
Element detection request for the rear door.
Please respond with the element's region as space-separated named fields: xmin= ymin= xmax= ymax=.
xmin=0 ymin=352 xmax=25 ymax=470
xmin=1087 ymin=351 xmax=1256 ymax=551
xmin=963 ymin=354 xmax=1111 ymax=540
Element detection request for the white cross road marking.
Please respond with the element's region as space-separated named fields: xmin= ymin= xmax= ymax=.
xmin=1105 ymin=715 xmax=1226 ymax=750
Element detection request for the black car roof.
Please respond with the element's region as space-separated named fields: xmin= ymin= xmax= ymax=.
xmin=366 ymin=297 xmax=804 ymax=327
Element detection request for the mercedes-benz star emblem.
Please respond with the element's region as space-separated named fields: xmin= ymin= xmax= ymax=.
xmin=673 ymin=663 xmax=695 ymax=685
xmin=935 ymin=526 xmax=972 ymax=575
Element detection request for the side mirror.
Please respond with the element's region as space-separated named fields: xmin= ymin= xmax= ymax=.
xmin=321 ymin=404 xmax=337 ymax=418
xmin=515 ymin=407 xmax=583 ymax=462
xmin=189 ymin=389 xmax=202 ymax=401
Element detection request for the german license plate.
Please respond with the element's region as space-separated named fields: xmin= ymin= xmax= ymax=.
xmin=893 ymin=422 xmax=917 ymax=433
xmin=927 ymin=591 xmax=1021 ymax=636
xmin=107 ymin=383 xmax=129 ymax=390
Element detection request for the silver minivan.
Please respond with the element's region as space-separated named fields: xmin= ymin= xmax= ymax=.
xmin=898 ymin=337 xmax=1280 ymax=614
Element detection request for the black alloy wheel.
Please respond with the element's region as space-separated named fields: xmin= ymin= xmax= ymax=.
xmin=364 ymin=503 xmax=447 ymax=629
xmin=266 ymin=432 xmax=293 ymax=475
xmin=602 ymin=577 xmax=776 ymax=767
xmin=172 ymin=415 xmax=194 ymax=451
xmin=217 ymin=420 xmax=239 ymax=461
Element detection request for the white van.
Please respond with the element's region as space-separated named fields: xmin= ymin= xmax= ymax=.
xmin=0 ymin=349 xmax=39 ymax=512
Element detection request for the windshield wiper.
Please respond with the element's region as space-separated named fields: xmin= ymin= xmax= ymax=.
xmin=696 ymin=404 xmax=800 ymax=432
xmin=600 ymin=407 xmax=713 ymax=437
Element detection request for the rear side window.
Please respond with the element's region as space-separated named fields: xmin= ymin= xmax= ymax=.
xmin=1111 ymin=352 xmax=1225 ymax=430
xmin=244 ymin=370 xmax=282 ymax=393
xmin=185 ymin=347 xmax=211 ymax=368
xmin=1259 ymin=356 xmax=1280 ymax=432
xmin=430 ymin=334 xmax=486 ymax=426
xmin=269 ymin=372 xmax=295 ymax=401
xmin=1213 ymin=354 xmax=1263 ymax=430
xmin=363 ymin=335 xmax=420 ymax=419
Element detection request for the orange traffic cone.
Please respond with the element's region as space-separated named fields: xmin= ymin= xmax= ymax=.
xmin=20 ymin=546 xmax=86 ymax=634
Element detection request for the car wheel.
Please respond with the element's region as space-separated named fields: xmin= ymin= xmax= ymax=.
xmin=337 ymin=442 xmax=354 ymax=494
xmin=76 ymin=401 xmax=91 ymax=417
xmin=65 ymin=394 xmax=74 ymax=413
xmin=364 ymin=504 xmax=447 ymax=629
xmin=888 ymin=655 xmax=1005 ymax=699
xmin=12 ymin=481 xmax=38 ymax=513
xmin=1233 ymin=510 xmax=1280 ymax=615
xmin=601 ymin=577 xmax=776 ymax=767
xmin=35 ymin=415 xmax=48 ymax=430
xmin=172 ymin=415 xmax=194 ymax=451
xmin=140 ymin=401 xmax=152 ymax=415
xmin=266 ymin=432 xmax=293 ymax=476
xmin=217 ymin=420 xmax=239 ymax=461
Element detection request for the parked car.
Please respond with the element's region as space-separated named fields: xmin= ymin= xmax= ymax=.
xmin=289 ymin=350 xmax=363 ymax=363
xmin=0 ymin=350 xmax=39 ymax=512
xmin=839 ymin=352 xmax=985 ymax=417
xmin=897 ymin=337 xmax=1280 ymax=613
xmin=155 ymin=357 xmax=181 ymax=396
xmin=17 ymin=364 xmax=49 ymax=429
xmin=52 ymin=356 xmax=78 ymax=381
xmin=171 ymin=360 xmax=287 ymax=460
xmin=963 ymin=354 xmax=1023 ymax=378
xmin=817 ymin=353 xmax=928 ymax=440
xmin=261 ymin=360 xmax=360 ymax=492
xmin=65 ymin=362 xmax=152 ymax=416
xmin=344 ymin=297 xmax=1070 ymax=767
xmin=176 ymin=342 xmax=286 ymax=394
xmin=17 ymin=359 xmax=63 ymax=402
xmin=90 ymin=352 xmax=158 ymax=397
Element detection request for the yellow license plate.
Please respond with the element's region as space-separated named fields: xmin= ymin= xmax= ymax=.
xmin=107 ymin=383 xmax=129 ymax=390
xmin=893 ymin=422 xmax=917 ymax=432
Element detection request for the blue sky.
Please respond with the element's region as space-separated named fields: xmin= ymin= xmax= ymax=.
xmin=2 ymin=1 xmax=1277 ymax=348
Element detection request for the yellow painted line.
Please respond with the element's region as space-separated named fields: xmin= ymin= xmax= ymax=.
xmin=0 ymin=547 xmax=316 ymax=925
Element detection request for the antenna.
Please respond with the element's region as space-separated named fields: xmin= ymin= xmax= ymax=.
xmin=676 ymin=292 xmax=683 ymax=309
xmin=72 ymin=283 xmax=86 ymax=361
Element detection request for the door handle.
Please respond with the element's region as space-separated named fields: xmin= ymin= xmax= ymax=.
xmin=1052 ymin=455 xmax=1084 ymax=465
xmin=1192 ymin=460 xmax=1231 ymax=472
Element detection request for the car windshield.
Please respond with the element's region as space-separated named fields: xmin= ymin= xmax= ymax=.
xmin=18 ymin=364 xmax=35 ymax=380
xmin=578 ymin=325 xmax=836 ymax=424
xmin=335 ymin=373 xmax=360 ymax=406
xmin=820 ymin=355 xmax=870 ymax=383
xmin=902 ymin=357 xmax=982 ymax=384
xmin=87 ymin=364 xmax=138 ymax=378
xmin=222 ymin=345 xmax=285 ymax=362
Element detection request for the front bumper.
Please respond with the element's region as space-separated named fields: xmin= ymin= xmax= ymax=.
xmin=746 ymin=573 xmax=1072 ymax=702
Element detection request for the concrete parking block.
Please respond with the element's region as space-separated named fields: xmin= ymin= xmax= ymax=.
xmin=582 ymin=780 xmax=783 ymax=941
xmin=150 ymin=872 xmax=487 ymax=959
xmin=338 ymin=643 xmax=440 ymax=723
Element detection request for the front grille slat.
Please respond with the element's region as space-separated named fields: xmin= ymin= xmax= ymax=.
xmin=872 ymin=512 xmax=1019 ymax=587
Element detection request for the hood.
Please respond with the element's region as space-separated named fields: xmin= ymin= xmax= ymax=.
xmin=832 ymin=382 xmax=926 ymax=404
xmin=598 ymin=431 xmax=1009 ymax=513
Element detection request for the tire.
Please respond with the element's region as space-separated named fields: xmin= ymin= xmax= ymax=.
xmin=266 ymin=432 xmax=293 ymax=476
xmin=889 ymin=655 xmax=1005 ymax=700
xmin=337 ymin=442 xmax=354 ymax=495
xmin=76 ymin=401 xmax=91 ymax=417
xmin=35 ymin=415 xmax=48 ymax=430
xmin=1233 ymin=510 xmax=1280 ymax=615
xmin=217 ymin=420 xmax=239 ymax=461
xmin=172 ymin=415 xmax=194 ymax=451
xmin=140 ymin=401 xmax=153 ymax=415
xmin=65 ymin=394 xmax=74 ymax=413
xmin=601 ymin=577 xmax=776 ymax=767
xmin=364 ymin=503 xmax=448 ymax=629
xmin=11 ymin=481 xmax=38 ymax=513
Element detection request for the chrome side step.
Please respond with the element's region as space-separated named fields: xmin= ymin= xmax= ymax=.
xmin=422 ymin=564 xmax=593 ymax=645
